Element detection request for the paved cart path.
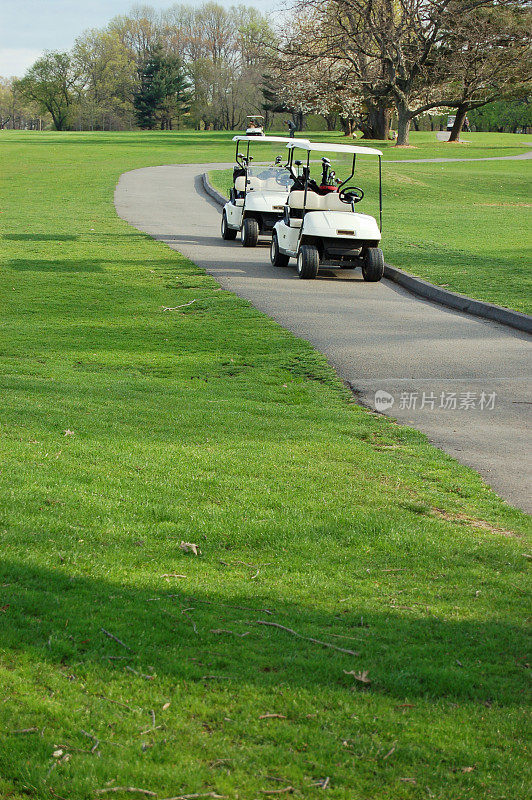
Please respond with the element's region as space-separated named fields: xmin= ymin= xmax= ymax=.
xmin=115 ymin=163 xmax=531 ymax=512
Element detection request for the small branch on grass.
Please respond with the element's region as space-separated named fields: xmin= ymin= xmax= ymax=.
xmin=96 ymin=789 xmax=157 ymax=797
xmin=80 ymin=729 xmax=100 ymax=754
xmin=259 ymin=714 xmax=286 ymax=720
xmin=200 ymin=675 xmax=231 ymax=681
xmin=210 ymin=629 xmax=250 ymax=637
xmin=159 ymin=793 xmax=226 ymax=800
xmin=140 ymin=725 xmax=163 ymax=735
xmin=161 ymin=574 xmax=187 ymax=579
xmin=150 ymin=709 xmax=156 ymax=728
xmin=162 ymin=300 xmax=197 ymax=311
xmin=101 ymin=628 xmax=133 ymax=651
xmin=125 ymin=666 xmax=154 ymax=680
xmin=8 ymin=727 xmax=39 ymax=734
xmin=310 ymin=777 xmax=330 ymax=789
xmin=255 ymin=621 xmax=359 ymax=656
xmin=181 ymin=608 xmax=198 ymax=634
xmin=86 ymin=692 xmax=132 ymax=710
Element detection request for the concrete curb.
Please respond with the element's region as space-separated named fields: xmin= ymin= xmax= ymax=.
xmin=202 ymin=172 xmax=531 ymax=335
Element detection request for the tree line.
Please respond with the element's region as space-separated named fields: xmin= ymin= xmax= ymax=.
xmin=1 ymin=1 xmax=530 ymax=145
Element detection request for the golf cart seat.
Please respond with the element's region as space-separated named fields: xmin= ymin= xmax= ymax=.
xmin=288 ymin=191 xmax=324 ymax=211
xmin=288 ymin=190 xmax=354 ymax=213
xmin=234 ymin=175 xmax=265 ymax=192
xmin=324 ymin=193 xmax=352 ymax=212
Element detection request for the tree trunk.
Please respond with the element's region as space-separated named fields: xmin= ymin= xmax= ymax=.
xmin=396 ymin=101 xmax=411 ymax=146
xmin=448 ymin=104 xmax=468 ymax=142
xmin=323 ymin=113 xmax=338 ymax=131
xmin=340 ymin=117 xmax=355 ymax=136
xmin=359 ymin=102 xmax=391 ymax=140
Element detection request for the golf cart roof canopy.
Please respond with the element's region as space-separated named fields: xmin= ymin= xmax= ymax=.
xmin=233 ymin=135 xmax=310 ymax=144
xmin=286 ymin=141 xmax=383 ymax=157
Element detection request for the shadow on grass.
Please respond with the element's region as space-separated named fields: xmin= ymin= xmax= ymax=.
xmin=0 ymin=558 xmax=528 ymax=706
xmin=3 ymin=234 xmax=78 ymax=242
xmin=8 ymin=258 xmax=104 ymax=273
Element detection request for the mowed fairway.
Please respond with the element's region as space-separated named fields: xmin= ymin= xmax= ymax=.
xmin=0 ymin=131 xmax=530 ymax=800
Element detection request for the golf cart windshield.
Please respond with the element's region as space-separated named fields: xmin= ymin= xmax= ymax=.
xmin=245 ymin=165 xmax=293 ymax=192
xmin=285 ymin=141 xmax=384 ymax=231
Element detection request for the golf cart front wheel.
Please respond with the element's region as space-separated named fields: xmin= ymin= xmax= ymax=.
xmin=362 ymin=247 xmax=384 ymax=282
xmin=221 ymin=211 xmax=237 ymax=240
xmin=241 ymin=217 xmax=259 ymax=247
xmin=297 ymin=244 xmax=319 ymax=279
xmin=270 ymin=233 xmax=290 ymax=267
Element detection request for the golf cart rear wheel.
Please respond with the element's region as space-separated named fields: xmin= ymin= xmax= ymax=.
xmin=221 ymin=211 xmax=237 ymax=240
xmin=241 ymin=217 xmax=259 ymax=247
xmin=270 ymin=233 xmax=290 ymax=267
xmin=297 ymin=244 xmax=319 ymax=279
xmin=362 ymin=247 xmax=384 ymax=282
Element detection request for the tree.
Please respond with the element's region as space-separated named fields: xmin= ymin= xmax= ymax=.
xmin=16 ymin=51 xmax=80 ymax=130
xmin=287 ymin=0 xmax=526 ymax=145
xmin=134 ymin=43 xmax=192 ymax=130
xmin=73 ymin=29 xmax=137 ymax=129
xmin=442 ymin=2 xmax=531 ymax=141
xmin=469 ymin=96 xmax=532 ymax=132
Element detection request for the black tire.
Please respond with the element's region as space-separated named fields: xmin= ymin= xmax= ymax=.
xmin=221 ymin=211 xmax=237 ymax=240
xmin=362 ymin=247 xmax=384 ymax=282
xmin=297 ymin=244 xmax=319 ymax=279
xmin=270 ymin=233 xmax=290 ymax=267
xmin=241 ymin=217 xmax=259 ymax=247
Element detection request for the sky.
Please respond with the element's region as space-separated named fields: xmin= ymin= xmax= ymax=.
xmin=0 ymin=0 xmax=276 ymax=77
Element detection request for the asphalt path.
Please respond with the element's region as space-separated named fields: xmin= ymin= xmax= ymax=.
xmin=115 ymin=162 xmax=531 ymax=513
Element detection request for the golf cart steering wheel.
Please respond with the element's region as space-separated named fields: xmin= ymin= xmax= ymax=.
xmin=339 ymin=186 xmax=364 ymax=204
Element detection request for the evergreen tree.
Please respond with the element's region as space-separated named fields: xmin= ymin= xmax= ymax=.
xmin=134 ymin=43 xmax=192 ymax=130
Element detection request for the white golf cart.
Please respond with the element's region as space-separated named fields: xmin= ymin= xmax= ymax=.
xmin=221 ymin=135 xmax=310 ymax=247
xmin=270 ymin=141 xmax=385 ymax=280
xmin=245 ymin=115 xmax=265 ymax=136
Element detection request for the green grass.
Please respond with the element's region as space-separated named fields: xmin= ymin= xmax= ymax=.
xmin=0 ymin=130 xmax=530 ymax=800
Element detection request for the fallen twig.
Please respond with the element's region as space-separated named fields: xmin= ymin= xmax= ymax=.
xmin=161 ymin=574 xmax=187 ymax=579
xmin=210 ymin=629 xmax=249 ymax=637
xmin=125 ymin=666 xmax=154 ymax=680
xmin=81 ymin=729 xmax=100 ymax=754
xmin=259 ymin=714 xmax=286 ymax=720
xmin=310 ymin=777 xmax=330 ymax=789
xmin=181 ymin=608 xmax=198 ymax=634
xmin=9 ymin=727 xmax=39 ymax=734
xmin=162 ymin=299 xmax=198 ymax=311
xmin=200 ymin=675 xmax=231 ymax=681
xmin=383 ymin=744 xmax=396 ymax=760
xmin=96 ymin=789 xmax=157 ymax=797
xmin=101 ymin=628 xmax=133 ymax=651
xmin=255 ymin=621 xmax=358 ymax=656
xmin=159 ymin=793 xmax=226 ymax=800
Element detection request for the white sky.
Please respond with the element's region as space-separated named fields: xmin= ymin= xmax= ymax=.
xmin=0 ymin=0 xmax=278 ymax=77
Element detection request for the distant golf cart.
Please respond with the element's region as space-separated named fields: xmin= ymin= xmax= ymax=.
xmin=221 ymin=135 xmax=310 ymax=247
xmin=271 ymin=141 xmax=385 ymax=280
xmin=245 ymin=115 xmax=265 ymax=136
